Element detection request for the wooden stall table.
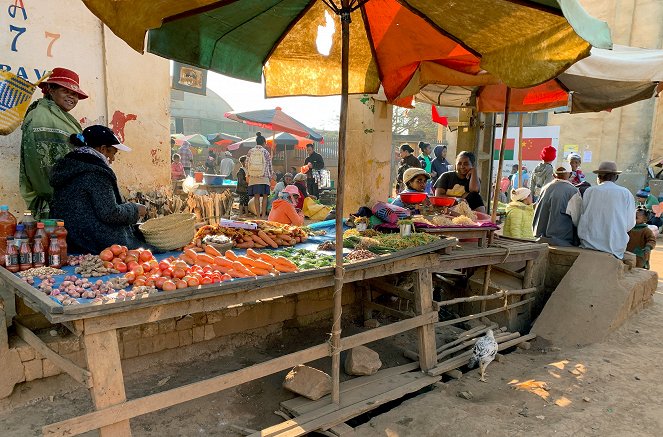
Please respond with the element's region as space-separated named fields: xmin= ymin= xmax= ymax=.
xmin=420 ymin=225 xmax=498 ymax=248
xmin=0 ymin=237 xmax=470 ymax=437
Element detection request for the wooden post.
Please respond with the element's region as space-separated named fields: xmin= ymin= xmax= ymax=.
xmin=362 ymin=285 xmax=373 ymax=322
xmin=480 ymin=265 xmax=492 ymax=312
xmin=517 ymin=113 xmax=524 ymax=188
xmin=491 ymin=87 xmax=512 ymax=223
xmin=413 ymin=269 xmax=436 ymax=371
xmin=331 ymin=0 xmax=351 ymax=405
xmin=523 ymin=259 xmax=534 ymax=288
xmin=83 ymin=329 xmax=131 ymax=436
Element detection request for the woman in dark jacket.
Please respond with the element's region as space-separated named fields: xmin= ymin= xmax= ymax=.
xmin=49 ymin=125 xmax=150 ymax=254
xmin=430 ymin=145 xmax=451 ymax=185
xmin=396 ymin=144 xmax=421 ymax=193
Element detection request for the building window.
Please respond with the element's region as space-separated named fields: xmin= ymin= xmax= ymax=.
xmin=506 ymin=112 xmax=549 ymax=127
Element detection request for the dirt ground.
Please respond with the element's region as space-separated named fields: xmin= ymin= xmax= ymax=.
xmin=1 ymin=247 xmax=662 ymax=436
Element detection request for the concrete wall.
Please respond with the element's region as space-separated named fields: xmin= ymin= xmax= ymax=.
xmin=0 ymin=0 xmax=170 ymax=214
xmin=548 ymin=0 xmax=663 ymax=193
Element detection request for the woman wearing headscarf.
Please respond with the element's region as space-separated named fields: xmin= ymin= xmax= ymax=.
xmin=396 ymin=144 xmax=421 ymax=192
xmin=49 ymin=125 xmax=153 ymax=254
xmin=430 ymin=145 xmax=451 ymax=184
xmin=268 ymin=185 xmax=304 ymax=226
xmin=293 ymin=173 xmax=308 ymax=210
xmin=20 ymin=67 xmax=87 ymax=220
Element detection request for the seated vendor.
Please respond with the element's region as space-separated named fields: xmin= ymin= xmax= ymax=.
xmin=49 ymin=125 xmax=152 ymax=254
xmin=268 ymin=185 xmax=304 ymax=226
xmin=434 ymin=151 xmax=485 ymax=213
xmin=391 ymin=168 xmax=430 ymax=208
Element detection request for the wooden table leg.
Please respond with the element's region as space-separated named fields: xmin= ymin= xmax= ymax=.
xmin=83 ymin=328 xmax=131 ymax=436
xmin=362 ymin=285 xmax=373 ymax=322
xmin=523 ymin=259 xmax=534 ymax=288
xmin=413 ymin=269 xmax=437 ymax=371
xmin=480 ymin=265 xmax=492 ymax=312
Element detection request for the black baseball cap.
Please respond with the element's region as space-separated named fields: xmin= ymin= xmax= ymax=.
xmin=81 ymin=125 xmax=131 ymax=151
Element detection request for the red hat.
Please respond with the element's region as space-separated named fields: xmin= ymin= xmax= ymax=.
xmin=540 ymin=145 xmax=557 ymax=162
xmin=39 ymin=67 xmax=88 ymax=99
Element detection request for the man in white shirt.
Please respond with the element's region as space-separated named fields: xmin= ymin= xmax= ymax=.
xmin=219 ymin=151 xmax=235 ymax=179
xmin=576 ymin=161 xmax=636 ymax=259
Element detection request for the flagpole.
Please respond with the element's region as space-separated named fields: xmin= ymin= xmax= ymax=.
xmin=518 ymin=113 xmax=524 ymax=188
xmin=491 ymin=87 xmax=511 ymax=223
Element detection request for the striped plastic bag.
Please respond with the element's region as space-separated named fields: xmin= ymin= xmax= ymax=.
xmin=0 ymin=70 xmax=49 ymax=135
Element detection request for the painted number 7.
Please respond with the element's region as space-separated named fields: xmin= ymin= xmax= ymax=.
xmin=9 ymin=25 xmax=26 ymax=52
xmin=45 ymin=31 xmax=61 ymax=57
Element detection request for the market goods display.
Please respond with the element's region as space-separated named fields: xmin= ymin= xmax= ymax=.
xmin=346 ymin=249 xmax=376 ymax=262
xmin=343 ymin=232 xmax=440 ymax=254
xmin=278 ymin=248 xmax=335 ymax=269
xmin=192 ymin=220 xmax=307 ymax=249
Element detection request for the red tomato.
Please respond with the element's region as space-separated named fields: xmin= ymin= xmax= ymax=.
xmin=130 ymin=265 xmax=144 ymax=276
xmin=172 ymin=267 xmax=186 ymax=279
xmin=115 ymin=261 xmax=127 ymax=273
xmin=118 ymin=252 xmax=127 ymax=261
xmin=124 ymin=271 xmax=136 ymax=283
xmin=175 ymin=279 xmax=188 ymax=289
xmin=144 ymin=278 xmax=155 ymax=287
xmin=201 ymin=277 xmax=213 ymax=285
xmin=162 ymin=280 xmax=177 ymax=291
xmin=155 ymin=277 xmax=167 ymax=290
xmin=141 ymin=262 xmax=151 ymax=272
xmin=158 ymin=260 xmax=171 ymax=271
xmin=186 ymin=277 xmax=200 ymax=287
xmin=133 ymin=278 xmax=146 ymax=287
xmin=139 ymin=250 xmax=153 ymax=262
xmin=124 ymin=255 xmax=138 ymax=264
xmin=110 ymin=244 xmax=123 ymax=256
xmin=221 ymin=274 xmax=232 ymax=282
xmin=99 ymin=249 xmax=114 ymax=262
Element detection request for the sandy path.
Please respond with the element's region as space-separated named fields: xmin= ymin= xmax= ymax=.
xmin=355 ymin=248 xmax=663 ymax=437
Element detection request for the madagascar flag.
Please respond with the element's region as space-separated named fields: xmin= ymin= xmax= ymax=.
xmin=493 ymin=138 xmax=515 ymax=160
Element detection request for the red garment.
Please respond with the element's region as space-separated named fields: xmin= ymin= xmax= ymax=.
xmin=294 ymin=181 xmax=307 ymax=209
xmin=171 ymin=161 xmax=185 ymax=180
xmin=540 ymin=145 xmax=556 ymax=162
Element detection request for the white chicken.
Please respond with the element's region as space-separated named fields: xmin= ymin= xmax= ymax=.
xmin=468 ymin=329 xmax=498 ymax=382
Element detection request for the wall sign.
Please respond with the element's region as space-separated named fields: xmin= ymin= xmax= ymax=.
xmin=172 ymin=62 xmax=207 ymax=96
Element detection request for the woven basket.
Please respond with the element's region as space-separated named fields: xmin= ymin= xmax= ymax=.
xmin=139 ymin=213 xmax=196 ymax=251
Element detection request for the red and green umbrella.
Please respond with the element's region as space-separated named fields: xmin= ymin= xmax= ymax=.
xmin=225 ymin=107 xmax=323 ymax=142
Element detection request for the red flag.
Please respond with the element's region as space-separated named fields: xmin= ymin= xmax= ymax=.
xmin=431 ymin=105 xmax=448 ymax=127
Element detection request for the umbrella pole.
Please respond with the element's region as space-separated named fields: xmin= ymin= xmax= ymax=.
xmin=518 ymin=113 xmax=524 ymax=188
xmin=331 ymin=2 xmax=350 ymax=405
xmin=491 ymin=87 xmax=511 ymax=223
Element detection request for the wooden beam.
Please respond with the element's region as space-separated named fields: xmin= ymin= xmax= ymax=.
xmin=435 ymin=288 xmax=537 ymax=307
xmin=413 ymin=269 xmax=437 ymax=371
xmin=480 ymin=266 xmax=492 ymax=312
xmin=492 ymin=265 xmax=525 ymax=280
xmin=435 ymin=298 xmax=535 ymax=328
xmin=83 ymin=329 xmax=130 ymax=436
xmin=523 ymin=259 xmax=534 ymax=288
xmin=363 ymin=301 xmax=412 ymax=320
xmin=14 ymin=323 xmax=92 ymax=388
xmin=43 ymin=313 xmax=437 ymax=437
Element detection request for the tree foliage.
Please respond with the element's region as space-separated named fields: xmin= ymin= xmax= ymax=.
xmin=392 ymin=103 xmax=438 ymax=143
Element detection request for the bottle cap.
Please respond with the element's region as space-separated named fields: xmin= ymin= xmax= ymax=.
xmin=0 ymin=205 xmax=8 ymax=211
xmin=56 ymin=221 xmax=65 ymax=226
xmin=37 ymin=222 xmax=45 ymax=228
xmin=16 ymin=224 xmax=24 ymax=230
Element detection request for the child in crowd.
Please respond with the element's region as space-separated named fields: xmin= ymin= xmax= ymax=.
xmin=171 ymin=153 xmax=185 ymax=180
xmin=236 ymin=155 xmax=249 ymax=215
xmin=503 ymin=187 xmax=534 ymax=239
xmin=627 ymin=208 xmax=656 ymax=269
xmin=531 ymin=145 xmax=556 ymax=200
xmin=567 ymin=152 xmax=585 ymax=185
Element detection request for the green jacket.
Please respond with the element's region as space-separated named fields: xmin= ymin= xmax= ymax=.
xmin=20 ymin=98 xmax=82 ymax=220
xmin=503 ymin=200 xmax=534 ymax=239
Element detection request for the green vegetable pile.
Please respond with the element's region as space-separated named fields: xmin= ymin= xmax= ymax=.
xmin=342 ymin=232 xmax=440 ymax=254
xmin=278 ymin=248 xmax=335 ymax=270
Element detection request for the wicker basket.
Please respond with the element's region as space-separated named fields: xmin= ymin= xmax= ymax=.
xmin=139 ymin=213 xmax=196 ymax=251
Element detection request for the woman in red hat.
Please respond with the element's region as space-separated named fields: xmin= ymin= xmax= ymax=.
xmin=530 ymin=145 xmax=557 ymax=201
xmin=20 ymin=67 xmax=88 ymax=220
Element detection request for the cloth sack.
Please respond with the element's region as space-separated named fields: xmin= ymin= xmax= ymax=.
xmin=372 ymin=202 xmax=410 ymax=224
xmin=247 ymin=148 xmax=266 ymax=178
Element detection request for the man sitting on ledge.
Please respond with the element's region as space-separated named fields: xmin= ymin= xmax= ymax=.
xmin=576 ymin=161 xmax=635 ymax=259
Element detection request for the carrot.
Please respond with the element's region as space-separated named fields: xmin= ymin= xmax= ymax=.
xmin=246 ymin=249 xmax=261 ymax=259
xmin=273 ymin=256 xmax=298 ymax=270
xmin=258 ymin=252 xmax=278 ymax=264
xmin=237 ymin=255 xmax=273 ymax=271
xmin=184 ymin=248 xmax=198 ymax=262
xmin=214 ymin=256 xmax=234 ymax=268
xmin=197 ymin=253 xmax=215 ymax=265
xmin=227 ymin=269 xmax=250 ymax=278
xmin=225 ymin=250 xmax=238 ymax=261
xmin=232 ymin=261 xmax=256 ymax=276
xmin=258 ymin=230 xmax=278 ymax=248
xmin=272 ymin=264 xmax=298 ymax=273
xmin=180 ymin=255 xmax=196 ymax=266
xmin=204 ymin=245 xmax=222 ymax=257
xmin=251 ymin=234 xmax=268 ymax=246
xmin=247 ymin=266 xmax=270 ymax=276
xmin=295 ymin=237 xmax=301 ymax=243
xmin=211 ymin=265 xmax=230 ymax=274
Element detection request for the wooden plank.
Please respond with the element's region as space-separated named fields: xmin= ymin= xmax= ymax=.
xmin=369 ymin=276 xmax=414 ymax=295
xmin=250 ymin=373 xmax=441 ymax=437
xmin=435 ymin=298 xmax=535 ymax=328
xmin=281 ymin=362 xmax=420 ymax=416
xmin=43 ymin=314 xmax=435 ymax=437
xmin=435 ymin=288 xmax=537 ymax=307
xmin=523 ymin=259 xmax=534 ymax=288
xmin=363 ymin=301 xmax=412 ymax=320
xmin=492 ymin=265 xmax=525 ymax=280
xmin=480 ymin=266 xmax=492 ymax=312
xmin=0 ymin=268 xmax=63 ymax=316
xmin=82 ymin=329 xmax=131 ymax=437
xmin=14 ymin=323 xmax=92 ymax=388
xmin=361 ymin=286 xmax=372 ymax=322
xmin=413 ymin=269 xmax=436 ymax=371
xmin=328 ymin=423 xmax=354 ymax=436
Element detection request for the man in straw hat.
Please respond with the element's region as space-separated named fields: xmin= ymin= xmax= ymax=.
xmin=576 ymin=161 xmax=636 ymax=259
xmin=533 ymin=162 xmax=580 ymax=246
xmin=20 ymin=67 xmax=87 ymax=219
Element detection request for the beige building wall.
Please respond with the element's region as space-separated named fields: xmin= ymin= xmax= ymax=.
xmin=549 ymin=0 xmax=663 ymax=192
xmin=0 ymin=0 xmax=170 ymax=215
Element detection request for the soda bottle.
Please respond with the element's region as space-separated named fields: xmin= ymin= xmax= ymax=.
xmin=54 ymin=221 xmax=68 ymax=266
xmin=4 ymin=237 xmax=19 ymax=272
xmin=14 ymin=224 xmax=27 ymax=248
xmin=19 ymin=239 xmax=33 ymax=271
xmin=44 ymin=219 xmax=56 ymax=237
xmin=21 ymin=210 xmax=36 ymax=241
xmin=0 ymin=205 xmax=16 ymax=267
xmin=34 ymin=222 xmax=49 ymax=250
xmin=48 ymin=238 xmax=61 ymax=268
xmin=32 ymin=238 xmax=45 ymax=268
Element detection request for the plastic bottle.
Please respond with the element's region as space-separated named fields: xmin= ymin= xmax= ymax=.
xmin=54 ymin=221 xmax=68 ymax=266
xmin=34 ymin=222 xmax=49 ymax=250
xmin=44 ymin=219 xmax=56 ymax=237
xmin=19 ymin=239 xmax=32 ymax=271
xmin=0 ymin=205 xmax=16 ymax=267
xmin=14 ymin=224 xmax=27 ymax=249
xmin=4 ymin=237 xmax=19 ymax=272
xmin=32 ymin=238 xmax=45 ymax=268
xmin=21 ymin=210 xmax=36 ymax=241
xmin=48 ymin=238 xmax=61 ymax=268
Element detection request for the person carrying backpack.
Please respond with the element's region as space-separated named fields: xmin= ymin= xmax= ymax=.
xmin=246 ymin=132 xmax=274 ymax=218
